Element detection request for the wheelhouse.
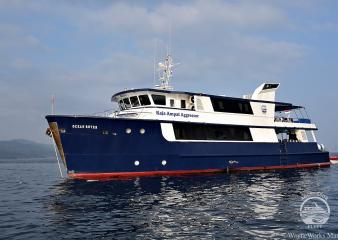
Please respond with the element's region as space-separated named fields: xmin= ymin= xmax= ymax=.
xmin=112 ymin=89 xmax=194 ymax=111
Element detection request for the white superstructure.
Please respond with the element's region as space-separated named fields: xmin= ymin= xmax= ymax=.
xmin=109 ymin=54 xmax=319 ymax=145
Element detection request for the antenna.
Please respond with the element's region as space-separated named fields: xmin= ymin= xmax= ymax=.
xmin=156 ymin=54 xmax=179 ymax=90
xmin=169 ymin=20 xmax=172 ymax=55
xmin=51 ymin=95 xmax=55 ymax=114
xmin=153 ymin=39 xmax=158 ymax=87
xmin=154 ymin=21 xmax=180 ymax=90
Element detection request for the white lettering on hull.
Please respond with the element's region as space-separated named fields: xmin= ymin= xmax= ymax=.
xmin=72 ymin=125 xmax=98 ymax=129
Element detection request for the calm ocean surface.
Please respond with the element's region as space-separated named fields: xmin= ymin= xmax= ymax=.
xmin=1 ymin=159 xmax=338 ymax=240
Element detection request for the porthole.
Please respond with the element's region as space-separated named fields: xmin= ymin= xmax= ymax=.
xmin=161 ymin=160 xmax=167 ymax=166
xmin=126 ymin=128 xmax=132 ymax=134
xmin=134 ymin=160 xmax=140 ymax=166
xmin=140 ymin=128 xmax=145 ymax=134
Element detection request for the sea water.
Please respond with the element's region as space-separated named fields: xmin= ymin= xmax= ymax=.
xmin=0 ymin=159 xmax=338 ymax=239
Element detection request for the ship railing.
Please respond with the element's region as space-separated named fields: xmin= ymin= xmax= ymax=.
xmin=274 ymin=117 xmax=311 ymax=124
xmin=90 ymin=109 xmax=120 ymax=118
xmin=274 ymin=107 xmax=312 ymax=124
xmin=91 ymin=109 xmax=145 ymax=119
xmin=293 ymin=118 xmax=312 ymax=124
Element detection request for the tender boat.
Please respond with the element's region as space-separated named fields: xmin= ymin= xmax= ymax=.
xmin=46 ymin=54 xmax=330 ymax=180
xmin=330 ymin=156 xmax=338 ymax=164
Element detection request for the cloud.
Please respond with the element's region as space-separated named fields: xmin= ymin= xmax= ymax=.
xmin=62 ymin=0 xmax=290 ymax=36
xmin=0 ymin=23 xmax=50 ymax=59
xmin=0 ymin=0 xmax=337 ymax=149
xmin=10 ymin=58 xmax=33 ymax=70
xmin=311 ymin=21 xmax=338 ymax=32
xmin=49 ymin=0 xmax=303 ymax=86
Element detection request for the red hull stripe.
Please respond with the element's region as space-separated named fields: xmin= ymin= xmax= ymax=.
xmin=330 ymin=156 xmax=338 ymax=160
xmin=69 ymin=169 xmax=224 ymax=180
xmin=68 ymin=162 xmax=330 ymax=180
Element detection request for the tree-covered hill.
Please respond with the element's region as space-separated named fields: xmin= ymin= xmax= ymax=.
xmin=0 ymin=139 xmax=54 ymax=159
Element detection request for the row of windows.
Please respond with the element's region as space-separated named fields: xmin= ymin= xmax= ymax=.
xmin=210 ymin=97 xmax=253 ymax=114
xmin=118 ymin=94 xmax=253 ymax=114
xmin=173 ymin=123 xmax=253 ymax=141
xmin=119 ymin=95 xmax=152 ymax=110
xmin=118 ymin=94 xmax=187 ymax=110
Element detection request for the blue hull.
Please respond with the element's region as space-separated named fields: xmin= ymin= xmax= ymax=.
xmin=46 ymin=115 xmax=330 ymax=179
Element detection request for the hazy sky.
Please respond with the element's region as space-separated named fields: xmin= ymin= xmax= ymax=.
xmin=0 ymin=0 xmax=338 ymax=150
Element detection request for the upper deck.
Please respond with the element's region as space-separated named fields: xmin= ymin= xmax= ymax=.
xmin=110 ymin=84 xmax=315 ymax=131
xmin=111 ymin=87 xmax=302 ymax=113
xmin=111 ymin=87 xmax=299 ymax=110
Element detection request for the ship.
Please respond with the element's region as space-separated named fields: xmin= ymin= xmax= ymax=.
xmin=46 ymin=54 xmax=330 ymax=180
xmin=330 ymin=156 xmax=338 ymax=164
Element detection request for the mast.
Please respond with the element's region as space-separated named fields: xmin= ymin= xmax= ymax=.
xmin=155 ymin=22 xmax=178 ymax=90
xmin=156 ymin=53 xmax=179 ymax=90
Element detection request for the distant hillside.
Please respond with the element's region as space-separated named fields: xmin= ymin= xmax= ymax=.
xmin=0 ymin=139 xmax=54 ymax=159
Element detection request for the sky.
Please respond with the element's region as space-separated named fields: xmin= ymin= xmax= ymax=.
xmin=0 ymin=0 xmax=338 ymax=150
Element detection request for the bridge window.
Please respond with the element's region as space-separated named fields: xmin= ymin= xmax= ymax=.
xmin=123 ymin=98 xmax=131 ymax=109
xmin=139 ymin=95 xmax=151 ymax=106
xmin=152 ymin=95 xmax=166 ymax=105
xmin=211 ymin=97 xmax=253 ymax=114
xmin=118 ymin=100 xmax=126 ymax=110
xmin=130 ymin=96 xmax=140 ymax=107
xmin=173 ymin=123 xmax=252 ymax=141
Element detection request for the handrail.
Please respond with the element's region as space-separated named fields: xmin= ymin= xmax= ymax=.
xmin=274 ymin=117 xmax=311 ymax=124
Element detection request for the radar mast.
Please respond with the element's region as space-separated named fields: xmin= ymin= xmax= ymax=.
xmin=156 ymin=53 xmax=179 ymax=90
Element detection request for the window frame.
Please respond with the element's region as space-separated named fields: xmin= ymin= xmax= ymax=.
xmin=210 ymin=97 xmax=253 ymax=114
xmin=170 ymin=99 xmax=175 ymax=107
xmin=173 ymin=122 xmax=253 ymax=141
xmin=181 ymin=100 xmax=186 ymax=109
xmin=130 ymin=96 xmax=140 ymax=107
xmin=118 ymin=100 xmax=126 ymax=110
xmin=152 ymin=94 xmax=166 ymax=106
xmin=122 ymin=98 xmax=131 ymax=109
xmin=139 ymin=94 xmax=151 ymax=106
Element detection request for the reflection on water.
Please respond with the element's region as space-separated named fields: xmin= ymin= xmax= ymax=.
xmin=45 ymin=168 xmax=336 ymax=239
xmin=1 ymin=161 xmax=337 ymax=240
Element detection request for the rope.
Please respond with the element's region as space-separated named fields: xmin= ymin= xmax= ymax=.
xmin=50 ymin=130 xmax=64 ymax=179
